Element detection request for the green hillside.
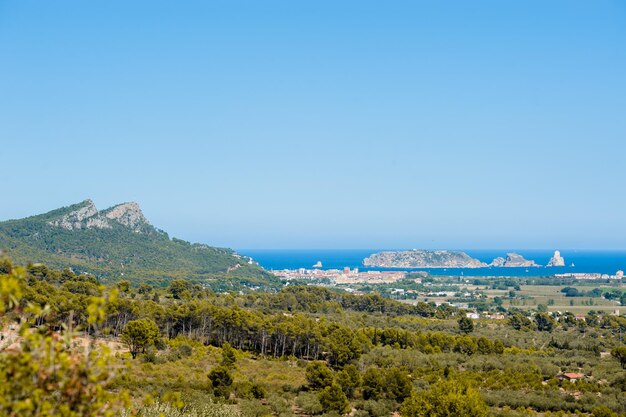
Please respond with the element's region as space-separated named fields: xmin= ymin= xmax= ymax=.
xmin=0 ymin=199 xmax=276 ymax=287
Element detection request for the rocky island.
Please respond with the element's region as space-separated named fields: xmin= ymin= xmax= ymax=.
xmin=363 ymin=250 xmax=543 ymax=269
xmin=546 ymin=250 xmax=565 ymax=266
xmin=363 ymin=250 xmax=488 ymax=268
xmin=490 ymin=253 xmax=540 ymax=267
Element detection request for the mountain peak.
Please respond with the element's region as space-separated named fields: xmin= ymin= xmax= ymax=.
xmin=46 ymin=200 xmax=149 ymax=232
xmin=103 ymin=202 xmax=148 ymax=230
xmin=48 ymin=199 xmax=99 ymax=230
xmin=82 ymin=198 xmax=96 ymax=207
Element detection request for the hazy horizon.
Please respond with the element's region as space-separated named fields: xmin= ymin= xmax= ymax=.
xmin=2 ymin=1 xmax=625 ymax=249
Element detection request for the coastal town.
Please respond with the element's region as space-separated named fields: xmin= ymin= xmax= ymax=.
xmin=271 ymin=267 xmax=411 ymax=284
xmin=271 ymin=265 xmax=625 ymax=284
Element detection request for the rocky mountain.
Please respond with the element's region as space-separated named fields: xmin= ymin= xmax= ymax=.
xmin=47 ymin=200 xmax=150 ymax=232
xmin=546 ymin=250 xmax=565 ymax=267
xmin=363 ymin=250 xmax=488 ymax=268
xmin=0 ymin=200 xmax=275 ymax=287
xmin=490 ymin=253 xmax=540 ymax=267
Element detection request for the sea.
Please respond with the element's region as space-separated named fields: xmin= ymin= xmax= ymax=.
xmin=237 ymin=249 xmax=626 ymax=277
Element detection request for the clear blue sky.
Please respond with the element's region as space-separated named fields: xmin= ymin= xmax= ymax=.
xmin=1 ymin=1 xmax=625 ymax=249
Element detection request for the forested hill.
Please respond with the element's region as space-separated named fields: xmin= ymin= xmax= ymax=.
xmin=0 ymin=199 xmax=275 ymax=286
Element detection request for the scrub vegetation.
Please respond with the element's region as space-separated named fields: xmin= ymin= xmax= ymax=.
xmin=0 ymin=257 xmax=625 ymax=417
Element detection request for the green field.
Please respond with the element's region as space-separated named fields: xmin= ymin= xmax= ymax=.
xmin=402 ymin=282 xmax=623 ymax=315
xmin=491 ymin=285 xmax=621 ymax=314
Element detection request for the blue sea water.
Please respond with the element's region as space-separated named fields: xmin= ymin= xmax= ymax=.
xmin=237 ymin=249 xmax=626 ymax=277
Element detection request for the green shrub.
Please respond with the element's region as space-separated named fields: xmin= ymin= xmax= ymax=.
xmin=296 ymin=392 xmax=324 ymax=415
xmin=238 ymin=399 xmax=271 ymax=417
xmin=250 ymin=383 xmax=267 ymax=400
xmin=306 ymin=361 xmax=334 ymax=389
xmin=318 ymin=383 xmax=349 ymax=414
xmin=354 ymin=399 xmax=395 ymax=417
xmin=208 ymin=366 xmax=234 ymax=398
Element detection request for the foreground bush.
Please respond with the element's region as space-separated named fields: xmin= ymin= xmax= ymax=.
xmin=0 ymin=267 xmax=123 ymax=416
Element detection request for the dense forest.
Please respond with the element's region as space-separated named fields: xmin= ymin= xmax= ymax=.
xmin=1 ymin=258 xmax=625 ymax=417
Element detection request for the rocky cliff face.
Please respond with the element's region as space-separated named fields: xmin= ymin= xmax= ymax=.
xmin=363 ymin=250 xmax=488 ymax=268
xmin=103 ymin=202 xmax=148 ymax=231
xmin=48 ymin=199 xmax=104 ymax=230
xmin=490 ymin=257 xmax=507 ymax=267
xmin=546 ymin=250 xmax=565 ymax=267
xmin=47 ymin=199 xmax=150 ymax=232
